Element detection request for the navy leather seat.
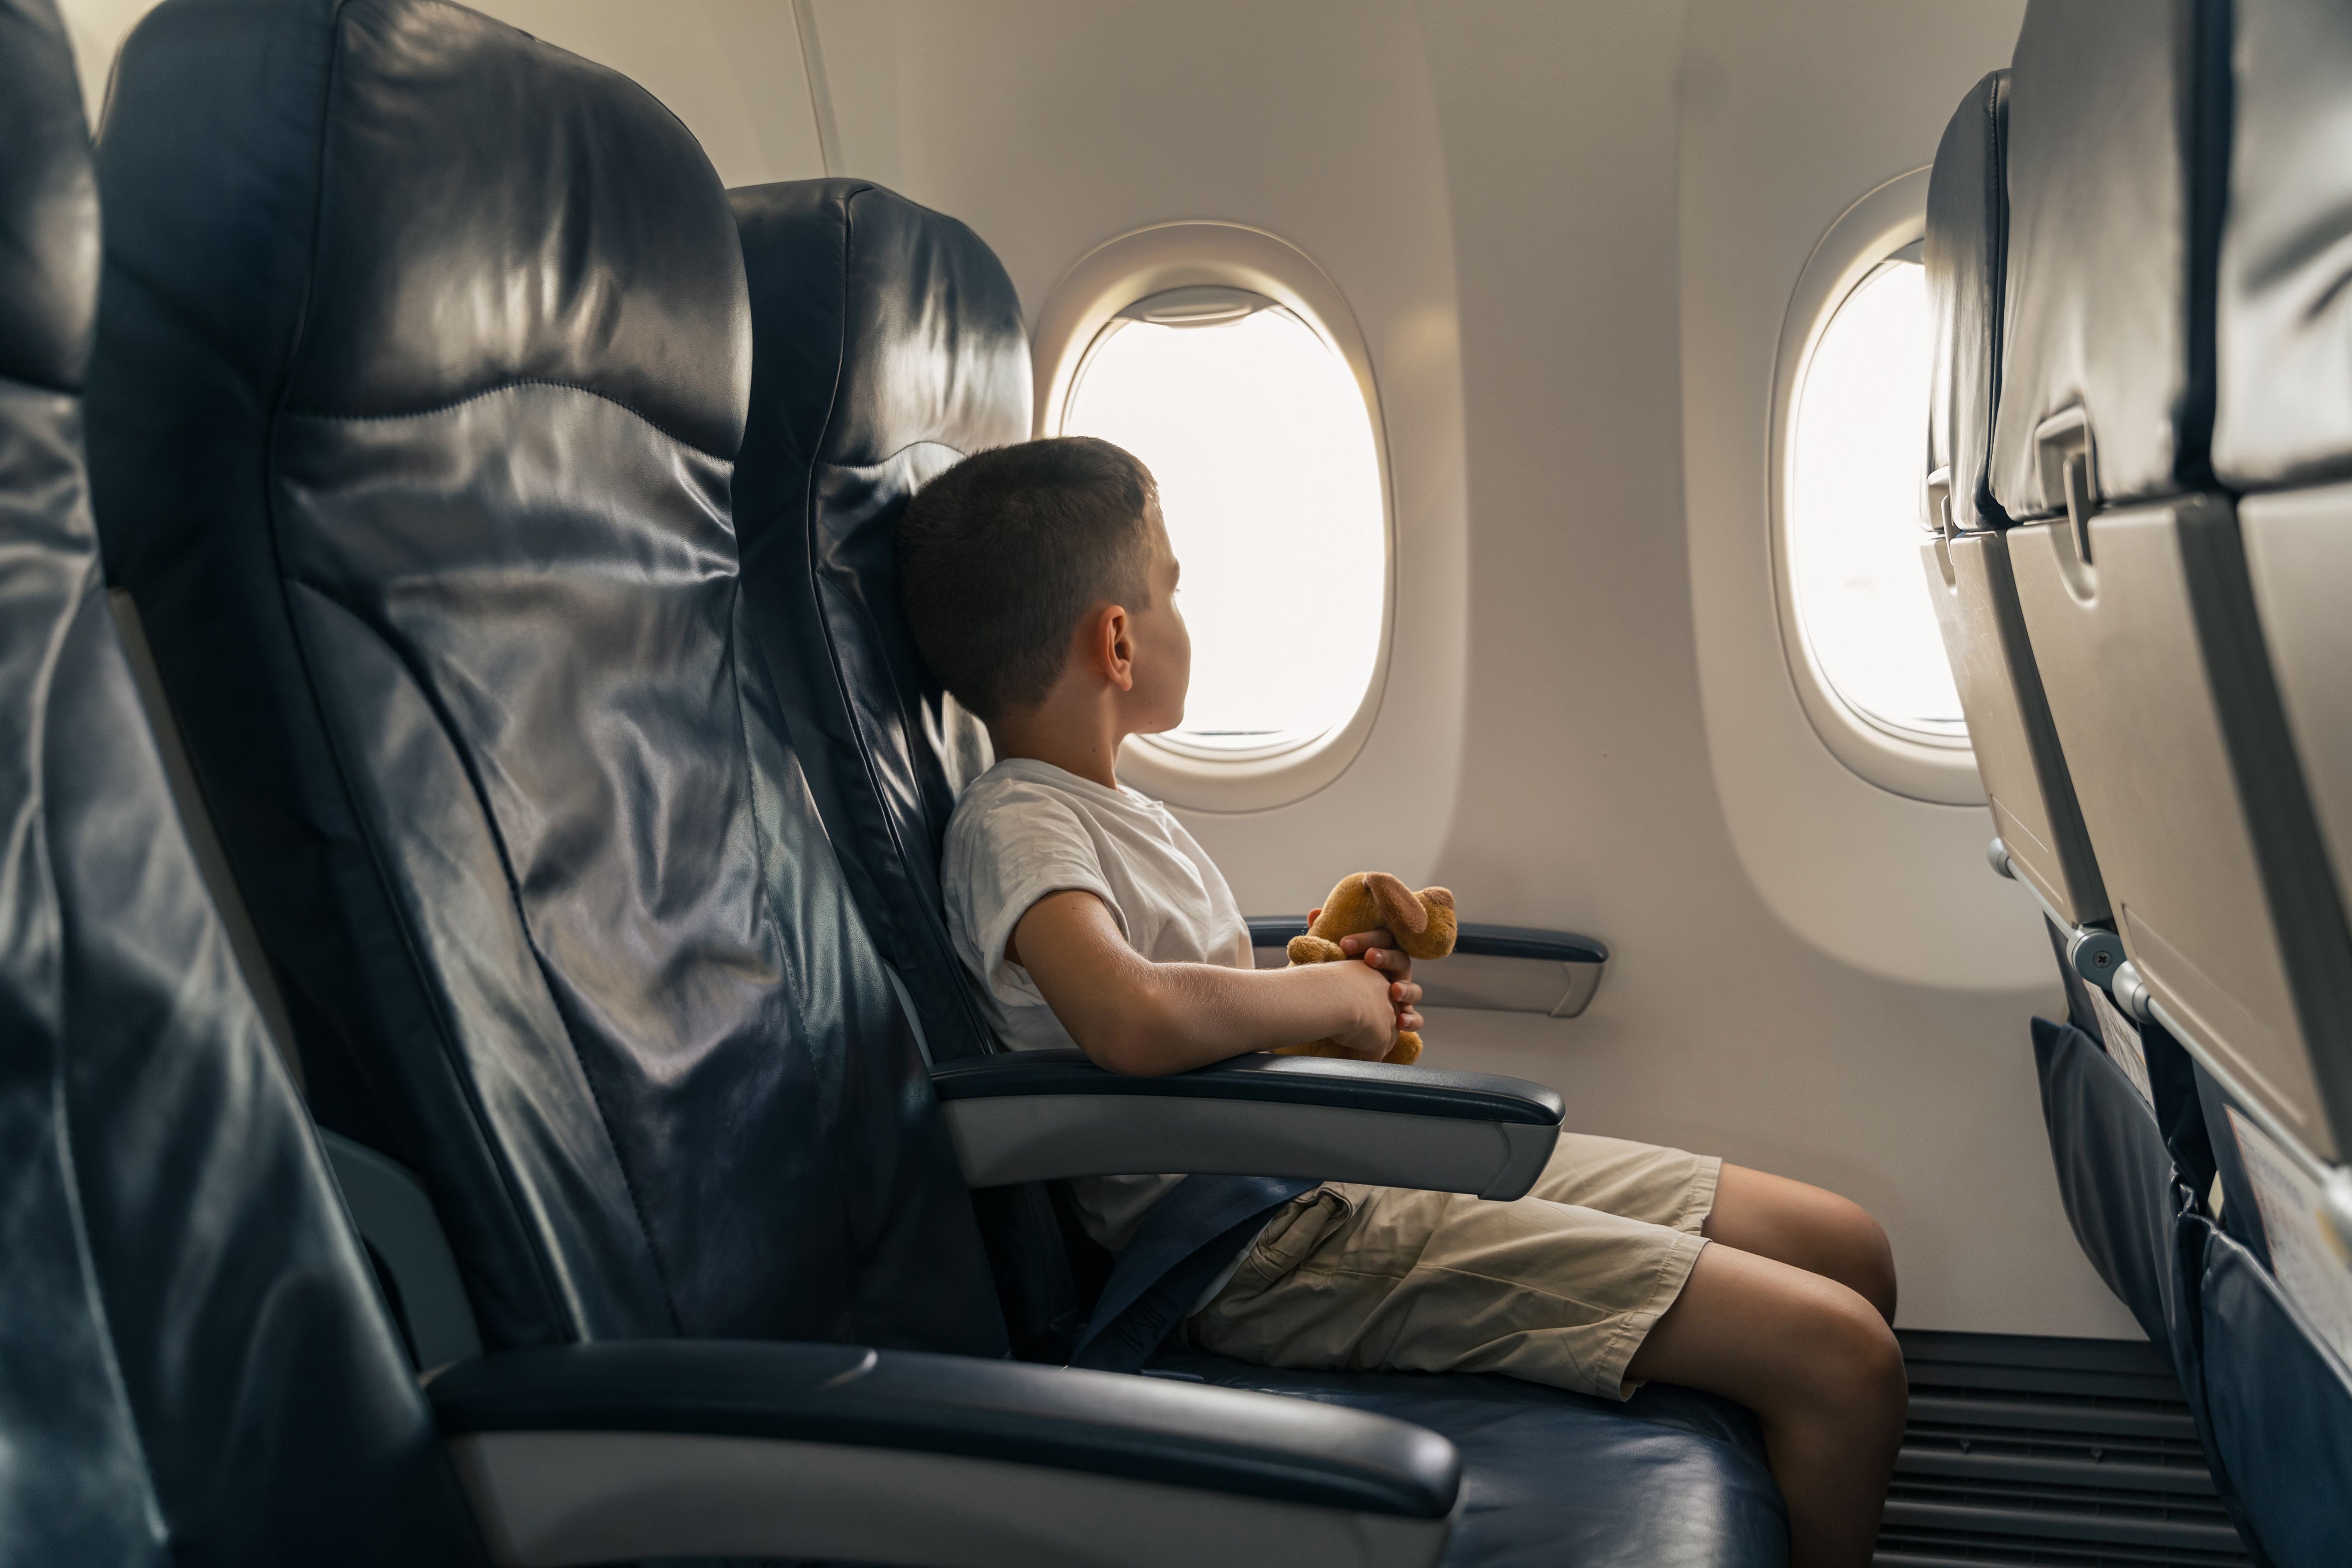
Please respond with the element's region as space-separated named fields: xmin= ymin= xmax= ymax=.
xmin=0 ymin=2 xmax=486 ymax=1556
xmin=70 ymin=2 xmax=1488 ymax=1562
xmin=89 ymin=0 xmax=1004 ymax=1360
xmin=725 ymin=177 xmax=1786 ymax=1568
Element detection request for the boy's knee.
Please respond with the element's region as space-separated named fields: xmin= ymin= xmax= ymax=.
xmin=1814 ymin=1288 xmax=1906 ymax=1423
xmin=1818 ymin=1197 xmax=1898 ymax=1324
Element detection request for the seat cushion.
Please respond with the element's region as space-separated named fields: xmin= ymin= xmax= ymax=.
xmin=1154 ymin=1354 xmax=1785 ymax=1568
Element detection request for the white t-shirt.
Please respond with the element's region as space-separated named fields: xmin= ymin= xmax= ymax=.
xmin=942 ymin=756 xmax=1254 ymax=1252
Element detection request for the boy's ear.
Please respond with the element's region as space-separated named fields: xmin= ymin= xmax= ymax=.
xmin=1093 ymin=602 xmax=1135 ymax=692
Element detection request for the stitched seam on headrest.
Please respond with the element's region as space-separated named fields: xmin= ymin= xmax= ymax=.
xmin=0 ymin=365 xmax=84 ymax=399
xmin=281 ymin=377 xmax=733 ymax=459
xmin=814 ymin=437 xmax=970 ymax=477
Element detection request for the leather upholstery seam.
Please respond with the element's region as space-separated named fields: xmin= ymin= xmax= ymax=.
xmin=284 ymin=579 xmax=686 ymax=1336
xmin=261 ymin=0 xmax=584 ymax=1342
xmin=0 ymin=366 xmax=83 ymax=399
xmin=805 ymin=192 xmax=998 ymax=1057
xmin=280 ymin=378 xmax=732 ymax=459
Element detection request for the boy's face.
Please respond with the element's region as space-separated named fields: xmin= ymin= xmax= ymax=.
xmin=1123 ymin=502 xmax=1191 ymax=735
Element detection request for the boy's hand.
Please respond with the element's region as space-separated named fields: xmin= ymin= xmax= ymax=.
xmin=1325 ymin=954 xmax=1405 ymax=1060
xmin=1312 ymin=907 xmax=1424 ymax=1036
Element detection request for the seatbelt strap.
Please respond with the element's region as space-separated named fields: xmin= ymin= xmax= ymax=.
xmin=1068 ymin=1173 xmax=1316 ymax=1374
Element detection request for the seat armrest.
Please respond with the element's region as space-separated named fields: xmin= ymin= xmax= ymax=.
xmin=1248 ymin=918 xmax=1610 ymax=1018
xmin=929 ymin=1051 xmax=1564 ymax=1199
xmin=1246 ymin=917 xmax=1609 ymax=966
xmin=430 ymin=1341 xmax=1458 ymax=1568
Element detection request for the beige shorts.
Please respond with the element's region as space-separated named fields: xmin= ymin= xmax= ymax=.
xmin=1184 ymin=1133 xmax=1720 ymax=1400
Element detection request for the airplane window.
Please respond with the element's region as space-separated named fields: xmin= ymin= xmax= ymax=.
xmin=1060 ymin=291 xmax=1385 ymax=759
xmin=1787 ymin=257 xmax=1966 ymax=742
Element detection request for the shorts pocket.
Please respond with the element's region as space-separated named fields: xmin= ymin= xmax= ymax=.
xmin=1242 ymin=1185 xmax=1357 ymax=1283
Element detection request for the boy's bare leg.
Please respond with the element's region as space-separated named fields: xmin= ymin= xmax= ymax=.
xmin=1626 ymin=1244 xmax=1906 ymax=1568
xmin=1705 ymin=1164 xmax=1899 ymax=1323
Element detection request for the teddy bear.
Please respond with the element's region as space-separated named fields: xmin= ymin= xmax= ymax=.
xmin=1274 ymin=872 xmax=1457 ymax=1065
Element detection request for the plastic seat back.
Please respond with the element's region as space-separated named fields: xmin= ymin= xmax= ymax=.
xmin=1919 ymin=68 xmax=2107 ymax=933
xmin=1995 ymin=0 xmax=2348 ymax=1164
xmin=86 ymin=0 xmax=1004 ymax=1359
xmin=2207 ymin=0 xmax=2352 ymax=1165
xmin=0 ymin=2 xmax=482 ymax=1557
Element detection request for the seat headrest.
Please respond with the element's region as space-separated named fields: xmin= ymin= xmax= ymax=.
xmin=733 ymin=180 xmax=1029 ymax=472
xmin=0 ymin=0 xmax=98 ymax=392
xmin=2215 ymin=0 xmax=2352 ymax=491
xmin=99 ymin=0 xmax=747 ymax=458
xmin=729 ymin=179 xmax=1029 ymax=1065
xmin=1925 ymin=70 xmax=2010 ymax=534
xmin=1990 ymin=0 xmax=2232 ymax=520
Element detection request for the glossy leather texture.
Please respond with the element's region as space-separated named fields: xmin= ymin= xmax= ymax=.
xmin=2195 ymin=1226 xmax=2352 ymax=1568
xmin=1160 ymin=1354 xmax=1785 ymax=1568
xmin=87 ymin=0 xmax=1004 ymax=1360
xmin=729 ymin=178 xmax=1083 ymax=1359
xmin=0 ymin=2 xmax=483 ymax=1557
xmin=2214 ymin=0 xmax=2352 ymax=489
xmin=731 ymin=178 xmax=1031 ymax=1068
xmin=1991 ymin=0 xmax=2232 ymax=518
xmin=1926 ymin=71 xmax=2009 ymax=534
xmin=0 ymin=0 xmax=95 ymax=393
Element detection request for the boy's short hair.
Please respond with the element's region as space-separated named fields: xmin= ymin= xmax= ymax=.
xmin=897 ymin=436 xmax=1158 ymax=722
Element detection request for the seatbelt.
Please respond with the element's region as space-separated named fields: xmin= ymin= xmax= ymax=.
xmin=1068 ymin=1174 xmax=1317 ymax=1374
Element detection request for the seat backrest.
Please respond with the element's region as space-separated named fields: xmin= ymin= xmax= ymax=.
xmin=0 ymin=1 xmax=482 ymax=1557
xmin=1991 ymin=0 xmax=2231 ymax=521
xmin=1919 ymin=68 xmax=2109 ymax=934
xmin=730 ymin=179 xmax=1031 ymax=1065
xmin=2208 ymin=0 xmax=2352 ymax=1160
xmin=1927 ymin=70 xmax=2010 ymax=541
xmin=86 ymin=0 xmax=1005 ymax=1358
xmin=1993 ymin=0 xmax=2352 ymax=1165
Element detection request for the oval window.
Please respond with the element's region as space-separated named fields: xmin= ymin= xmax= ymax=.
xmin=1787 ymin=256 xmax=1965 ymax=742
xmin=1059 ymin=289 xmax=1386 ymax=760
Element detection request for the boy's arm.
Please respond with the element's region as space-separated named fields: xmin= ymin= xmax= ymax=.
xmin=1009 ymin=890 xmax=1401 ymax=1076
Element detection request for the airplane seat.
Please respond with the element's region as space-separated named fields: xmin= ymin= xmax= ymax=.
xmin=727 ymin=177 xmax=1087 ymax=1361
xmin=1921 ymin=64 xmax=2205 ymax=1375
xmin=727 ymin=178 xmax=1788 ymax=1568
xmin=1992 ymin=2 xmax=2352 ymax=1560
xmin=729 ymin=178 xmax=1024 ymax=1071
xmin=86 ymin=0 xmax=1010 ymax=1359
xmin=1921 ymin=67 xmax=2107 ymax=939
xmin=0 ymin=0 xmax=487 ymax=1555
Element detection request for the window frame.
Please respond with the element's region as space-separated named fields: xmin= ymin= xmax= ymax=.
xmin=1769 ymin=167 xmax=1984 ymax=807
xmin=1033 ymin=221 xmax=1397 ymax=811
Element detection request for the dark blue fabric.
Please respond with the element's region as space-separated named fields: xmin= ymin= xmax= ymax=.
xmin=2031 ymin=1016 xmax=2186 ymax=1352
xmin=1071 ymin=1175 xmax=1317 ymax=1373
xmin=2194 ymin=1224 xmax=2352 ymax=1568
xmin=1159 ymin=1354 xmax=1785 ymax=1568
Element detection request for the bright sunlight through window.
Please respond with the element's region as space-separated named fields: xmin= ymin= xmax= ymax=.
xmin=1062 ymin=297 xmax=1385 ymax=758
xmin=1788 ymin=259 xmax=1966 ymax=740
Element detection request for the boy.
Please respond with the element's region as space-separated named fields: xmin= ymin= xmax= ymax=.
xmin=903 ymin=436 xmax=1906 ymax=1568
